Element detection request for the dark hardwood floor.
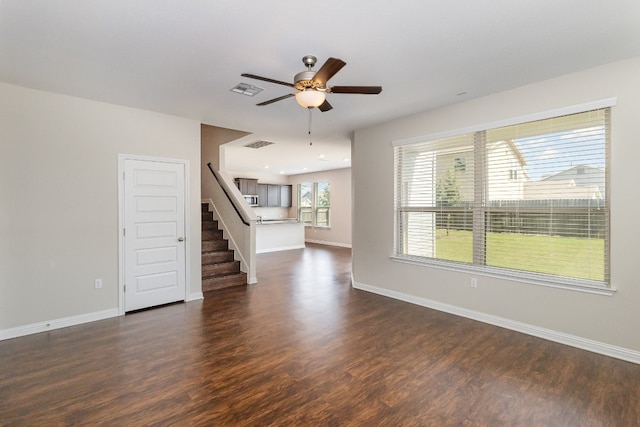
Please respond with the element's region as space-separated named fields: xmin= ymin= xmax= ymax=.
xmin=1 ymin=243 xmax=639 ymax=426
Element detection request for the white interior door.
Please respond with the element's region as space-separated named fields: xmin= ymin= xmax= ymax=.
xmin=123 ymin=158 xmax=186 ymax=312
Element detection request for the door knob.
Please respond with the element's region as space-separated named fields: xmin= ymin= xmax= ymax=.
xmin=178 ymin=237 xmax=185 ymax=242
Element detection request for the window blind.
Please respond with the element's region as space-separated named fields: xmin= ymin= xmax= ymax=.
xmin=394 ymin=108 xmax=610 ymax=288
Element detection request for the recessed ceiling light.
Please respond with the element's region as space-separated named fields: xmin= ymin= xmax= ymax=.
xmin=231 ymin=83 xmax=264 ymax=97
xmin=303 ymin=167 xmax=308 ymax=171
xmin=264 ymin=165 xmax=270 ymax=169
xmin=279 ymin=171 xmax=285 ymax=174
xmin=344 ymin=158 xmax=350 ymax=162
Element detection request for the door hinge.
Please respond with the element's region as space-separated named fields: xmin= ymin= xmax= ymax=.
xmin=123 ymin=228 xmax=126 ymax=236
xmin=124 ymin=284 xmax=126 ymax=292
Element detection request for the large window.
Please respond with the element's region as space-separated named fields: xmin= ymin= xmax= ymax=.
xmin=298 ymin=182 xmax=313 ymax=225
xmin=394 ymin=107 xmax=610 ymax=289
xmin=315 ymin=181 xmax=331 ymax=227
xmin=297 ymin=181 xmax=330 ymax=227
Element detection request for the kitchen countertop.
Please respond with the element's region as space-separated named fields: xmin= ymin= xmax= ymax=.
xmin=257 ymin=218 xmax=300 ymax=224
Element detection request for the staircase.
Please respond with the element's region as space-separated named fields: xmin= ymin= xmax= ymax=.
xmin=201 ymin=203 xmax=247 ymax=292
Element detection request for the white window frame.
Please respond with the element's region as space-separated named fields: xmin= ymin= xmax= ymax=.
xmin=297 ymin=181 xmax=331 ymax=228
xmin=314 ymin=181 xmax=331 ymax=228
xmin=297 ymin=182 xmax=313 ymax=225
xmin=392 ymin=99 xmax=616 ymax=296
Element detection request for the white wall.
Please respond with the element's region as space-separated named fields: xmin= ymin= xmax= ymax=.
xmin=0 ymin=83 xmax=201 ymax=331
xmin=288 ymin=168 xmax=352 ymax=248
xmin=352 ymin=57 xmax=640 ymax=357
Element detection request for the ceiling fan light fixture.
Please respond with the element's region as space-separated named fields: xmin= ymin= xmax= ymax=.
xmin=243 ymin=55 xmax=381 ymax=112
xmin=295 ymin=89 xmax=325 ymax=108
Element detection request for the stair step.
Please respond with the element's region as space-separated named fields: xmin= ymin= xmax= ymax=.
xmin=200 ymin=203 xmax=246 ymax=294
xmin=203 ymin=240 xmax=228 ymax=252
xmin=202 ymin=250 xmax=235 ymax=265
xmin=203 ymin=260 xmax=240 ymax=277
xmin=202 ymin=229 xmax=224 ymax=241
xmin=202 ymin=272 xmax=247 ymax=292
xmin=202 ymin=221 xmax=219 ymax=231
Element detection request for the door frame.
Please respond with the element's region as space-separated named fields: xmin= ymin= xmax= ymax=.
xmin=117 ymin=154 xmax=191 ymax=315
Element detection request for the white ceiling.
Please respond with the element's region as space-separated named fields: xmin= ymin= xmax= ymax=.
xmin=2 ymin=0 xmax=639 ymax=176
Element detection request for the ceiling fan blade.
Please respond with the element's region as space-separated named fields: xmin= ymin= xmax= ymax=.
xmin=241 ymin=73 xmax=295 ymax=88
xmin=256 ymin=93 xmax=296 ymax=106
xmin=318 ymin=100 xmax=333 ymax=112
xmin=312 ymin=58 xmax=346 ymax=87
xmin=329 ymin=86 xmax=383 ymax=94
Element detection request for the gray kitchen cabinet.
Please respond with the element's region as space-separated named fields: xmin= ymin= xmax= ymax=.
xmin=280 ymin=185 xmax=292 ymax=207
xmin=235 ymin=178 xmax=258 ymax=195
xmin=257 ymin=184 xmax=268 ymax=207
xmin=267 ymin=185 xmax=280 ymax=207
xmin=254 ymin=182 xmax=292 ymax=208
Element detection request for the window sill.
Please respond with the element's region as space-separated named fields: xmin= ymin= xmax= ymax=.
xmin=390 ymin=255 xmax=616 ymax=296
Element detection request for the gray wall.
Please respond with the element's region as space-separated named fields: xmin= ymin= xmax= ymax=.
xmin=1 ymin=83 xmax=201 ymax=330
xmin=201 ymin=123 xmax=249 ymax=198
xmin=352 ymin=57 xmax=640 ymax=355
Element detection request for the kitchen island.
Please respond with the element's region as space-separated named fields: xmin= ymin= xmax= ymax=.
xmin=255 ymin=219 xmax=305 ymax=253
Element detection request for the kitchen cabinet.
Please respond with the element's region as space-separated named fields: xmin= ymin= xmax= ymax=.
xmin=280 ymin=185 xmax=292 ymax=207
xmin=235 ymin=178 xmax=258 ymax=195
xmin=255 ymin=183 xmax=292 ymax=208
xmin=257 ymin=184 xmax=268 ymax=207
xmin=267 ymin=185 xmax=280 ymax=207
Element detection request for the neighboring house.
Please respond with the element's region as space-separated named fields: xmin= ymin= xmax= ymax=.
xmin=486 ymin=140 xmax=529 ymax=201
xmin=434 ymin=139 xmax=528 ymax=204
xmin=438 ymin=151 xmax=604 ymax=205
xmin=541 ymin=164 xmax=605 ymax=197
xmin=523 ymin=179 xmax=603 ymax=200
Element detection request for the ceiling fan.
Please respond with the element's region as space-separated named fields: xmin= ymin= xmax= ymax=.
xmin=241 ymin=55 xmax=382 ymax=112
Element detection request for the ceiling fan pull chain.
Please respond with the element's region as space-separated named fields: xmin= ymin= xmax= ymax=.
xmin=308 ymin=107 xmax=313 ymax=146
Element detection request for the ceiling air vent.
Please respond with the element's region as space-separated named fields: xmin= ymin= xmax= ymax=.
xmin=230 ymin=82 xmax=263 ymax=96
xmin=244 ymin=140 xmax=274 ymax=149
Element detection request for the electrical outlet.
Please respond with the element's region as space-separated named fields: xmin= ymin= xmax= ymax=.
xmin=94 ymin=279 xmax=103 ymax=289
xmin=470 ymin=277 xmax=478 ymax=288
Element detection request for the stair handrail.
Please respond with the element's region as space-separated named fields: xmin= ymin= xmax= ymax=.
xmin=207 ymin=162 xmax=250 ymax=226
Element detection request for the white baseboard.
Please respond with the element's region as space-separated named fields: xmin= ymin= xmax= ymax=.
xmin=0 ymin=308 xmax=120 ymax=341
xmin=187 ymin=292 xmax=203 ymax=301
xmin=305 ymin=239 xmax=352 ymax=248
xmin=352 ymin=279 xmax=640 ymax=365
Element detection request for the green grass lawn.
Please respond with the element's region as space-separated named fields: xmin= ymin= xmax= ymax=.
xmin=435 ymin=229 xmax=605 ymax=282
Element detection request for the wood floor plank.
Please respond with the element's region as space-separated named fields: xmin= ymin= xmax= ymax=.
xmin=1 ymin=243 xmax=640 ymax=426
